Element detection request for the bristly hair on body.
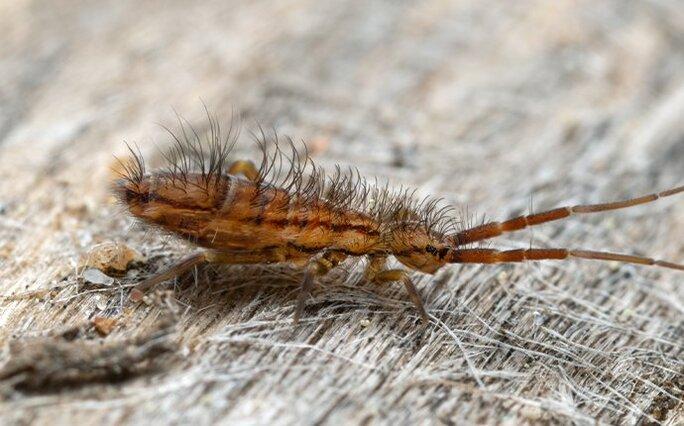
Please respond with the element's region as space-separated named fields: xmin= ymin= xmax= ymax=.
xmin=113 ymin=110 xmax=683 ymax=324
xmin=114 ymin=111 xmax=464 ymax=244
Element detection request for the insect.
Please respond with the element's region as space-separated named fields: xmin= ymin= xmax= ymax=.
xmin=114 ymin=113 xmax=683 ymax=324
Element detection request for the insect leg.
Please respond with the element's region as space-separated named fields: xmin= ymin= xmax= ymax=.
xmin=365 ymin=256 xmax=429 ymax=323
xmin=294 ymin=251 xmax=348 ymax=324
xmin=375 ymin=270 xmax=429 ymax=323
xmin=446 ymin=248 xmax=684 ymax=271
xmin=363 ymin=255 xmax=388 ymax=281
xmin=130 ymin=251 xmax=208 ymax=302
xmin=452 ymin=185 xmax=683 ymax=245
xmin=228 ymin=160 xmax=260 ymax=181
xmin=130 ymin=247 xmax=303 ymax=302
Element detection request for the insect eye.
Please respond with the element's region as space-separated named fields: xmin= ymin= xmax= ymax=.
xmin=425 ymin=245 xmax=438 ymax=255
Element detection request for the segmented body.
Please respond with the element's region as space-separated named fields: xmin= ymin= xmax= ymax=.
xmin=114 ymin=115 xmax=682 ymax=322
xmin=122 ymin=172 xmax=388 ymax=263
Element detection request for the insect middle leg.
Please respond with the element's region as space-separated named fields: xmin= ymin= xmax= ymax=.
xmin=364 ymin=256 xmax=429 ymax=323
xmin=294 ymin=250 xmax=348 ymax=324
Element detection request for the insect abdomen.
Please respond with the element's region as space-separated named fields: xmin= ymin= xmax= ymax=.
xmin=118 ymin=173 xmax=382 ymax=255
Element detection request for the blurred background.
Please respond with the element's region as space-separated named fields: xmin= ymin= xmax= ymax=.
xmin=0 ymin=1 xmax=682 ymax=424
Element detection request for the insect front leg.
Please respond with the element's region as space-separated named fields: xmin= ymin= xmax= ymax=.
xmin=364 ymin=255 xmax=429 ymax=324
xmin=294 ymin=250 xmax=348 ymax=324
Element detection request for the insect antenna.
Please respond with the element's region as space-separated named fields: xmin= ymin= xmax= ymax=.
xmin=443 ymin=185 xmax=683 ymax=271
xmin=444 ymin=248 xmax=684 ymax=271
xmin=452 ymin=186 xmax=683 ymax=245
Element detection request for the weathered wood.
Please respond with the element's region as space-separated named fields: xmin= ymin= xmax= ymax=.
xmin=1 ymin=1 xmax=682 ymax=424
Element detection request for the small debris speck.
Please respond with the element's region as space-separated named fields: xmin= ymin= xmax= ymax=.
xmin=92 ymin=316 xmax=117 ymax=336
xmin=83 ymin=268 xmax=115 ymax=286
xmin=82 ymin=242 xmax=145 ymax=275
xmin=533 ymin=311 xmax=545 ymax=326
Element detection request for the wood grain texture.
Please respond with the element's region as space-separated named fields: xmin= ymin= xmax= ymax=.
xmin=1 ymin=0 xmax=683 ymax=424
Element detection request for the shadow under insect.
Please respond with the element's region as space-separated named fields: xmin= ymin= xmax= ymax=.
xmin=137 ymin=259 xmax=427 ymax=327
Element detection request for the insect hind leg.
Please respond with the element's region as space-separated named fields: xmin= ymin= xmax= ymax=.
xmin=294 ymin=251 xmax=347 ymax=324
xmin=129 ymin=248 xmax=296 ymax=302
xmin=130 ymin=251 xmax=208 ymax=302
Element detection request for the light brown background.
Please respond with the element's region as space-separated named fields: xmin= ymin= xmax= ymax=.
xmin=0 ymin=0 xmax=683 ymax=424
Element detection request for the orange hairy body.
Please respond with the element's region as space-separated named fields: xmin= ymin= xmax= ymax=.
xmin=122 ymin=173 xmax=383 ymax=263
xmin=114 ymin=116 xmax=683 ymax=324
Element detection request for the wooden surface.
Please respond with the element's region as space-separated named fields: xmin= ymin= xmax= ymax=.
xmin=1 ymin=1 xmax=683 ymax=424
